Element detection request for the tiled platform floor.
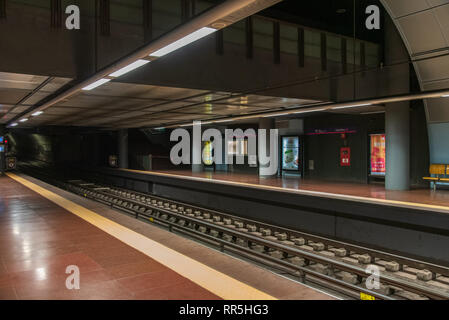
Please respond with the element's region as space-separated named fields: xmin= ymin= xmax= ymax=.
xmin=0 ymin=175 xmax=220 ymax=300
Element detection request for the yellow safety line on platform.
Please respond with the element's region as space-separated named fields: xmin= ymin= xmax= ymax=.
xmin=7 ymin=172 xmax=276 ymax=301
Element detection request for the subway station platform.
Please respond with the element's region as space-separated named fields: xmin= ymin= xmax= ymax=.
xmin=0 ymin=173 xmax=334 ymax=300
xmin=147 ymin=170 xmax=449 ymax=210
xmin=84 ymin=167 xmax=449 ymax=266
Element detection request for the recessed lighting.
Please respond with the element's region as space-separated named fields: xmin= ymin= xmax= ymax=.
xmin=150 ymin=27 xmax=216 ymax=57
xmin=19 ymin=118 xmax=28 ymax=122
xmin=32 ymin=111 xmax=44 ymax=117
xmin=109 ymin=59 xmax=150 ymax=77
xmin=82 ymin=78 xmax=111 ymax=91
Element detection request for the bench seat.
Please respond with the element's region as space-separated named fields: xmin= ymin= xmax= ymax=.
xmin=423 ymin=164 xmax=449 ymax=191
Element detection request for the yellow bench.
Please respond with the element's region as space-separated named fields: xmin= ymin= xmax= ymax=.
xmin=423 ymin=164 xmax=449 ymax=191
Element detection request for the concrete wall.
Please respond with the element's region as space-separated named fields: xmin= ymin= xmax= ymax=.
xmin=0 ymin=0 xmax=143 ymax=78
xmin=122 ymin=36 xmax=409 ymax=103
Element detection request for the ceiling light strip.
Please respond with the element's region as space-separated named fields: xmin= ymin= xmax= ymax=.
xmin=150 ymin=27 xmax=217 ymax=57
xmin=109 ymin=59 xmax=150 ymax=78
xmin=82 ymin=78 xmax=111 ymax=91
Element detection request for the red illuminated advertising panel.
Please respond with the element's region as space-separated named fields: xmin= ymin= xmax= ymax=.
xmin=370 ymin=134 xmax=386 ymax=176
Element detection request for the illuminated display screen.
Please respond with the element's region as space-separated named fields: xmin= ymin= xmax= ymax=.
xmin=370 ymin=134 xmax=386 ymax=176
xmin=282 ymin=136 xmax=300 ymax=171
xmin=0 ymin=136 xmax=3 ymax=144
xmin=0 ymin=145 xmax=4 ymax=153
xmin=203 ymin=141 xmax=213 ymax=166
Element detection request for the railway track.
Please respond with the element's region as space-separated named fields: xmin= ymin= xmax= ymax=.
xmin=19 ymin=164 xmax=449 ymax=300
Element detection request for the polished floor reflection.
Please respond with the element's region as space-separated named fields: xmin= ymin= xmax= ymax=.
xmin=0 ymin=175 xmax=219 ymax=300
xmin=151 ymin=170 xmax=449 ymax=208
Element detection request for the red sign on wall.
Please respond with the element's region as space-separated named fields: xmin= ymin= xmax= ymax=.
xmin=340 ymin=147 xmax=351 ymax=167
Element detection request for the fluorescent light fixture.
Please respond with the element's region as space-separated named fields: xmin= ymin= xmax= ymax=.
xmin=10 ymin=123 xmax=18 ymax=127
xmin=263 ymin=113 xmax=289 ymax=118
xmin=214 ymin=119 xmax=233 ymax=123
xmin=82 ymin=78 xmax=111 ymax=91
xmin=154 ymin=127 xmax=165 ymax=130
xmin=19 ymin=118 xmax=28 ymax=122
xmin=442 ymin=95 xmax=449 ymax=98
xmin=32 ymin=111 xmax=44 ymax=117
xmin=293 ymin=110 xmax=314 ymax=114
xmin=332 ymin=103 xmax=371 ymax=110
xmin=109 ymin=59 xmax=150 ymax=77
xmin=150 ymin=27 xmax=216 ymax=57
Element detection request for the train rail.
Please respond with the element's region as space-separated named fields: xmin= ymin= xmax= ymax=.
xmin=18 ymin=165 xmax=449 ymax=300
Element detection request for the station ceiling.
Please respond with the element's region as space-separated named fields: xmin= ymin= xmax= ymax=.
xmin=0 ymin=71 xmax=387 ymax=129
xmin=0 ymin=71 xmax=320 ymax=129
xmin=0 ymin=72 xmax=72 ymax=124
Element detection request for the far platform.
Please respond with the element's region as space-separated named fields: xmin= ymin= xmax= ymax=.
xmin=131 ymin=170 xmax=449 ymax=212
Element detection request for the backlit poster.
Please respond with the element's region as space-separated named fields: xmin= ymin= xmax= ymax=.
xmin=282 ymin=136 xmax=300 ymax=171
xmin=203 ymin=141 xmax=213 ymax=166
xmin=370 ymin=134 xmax=386 ymax=176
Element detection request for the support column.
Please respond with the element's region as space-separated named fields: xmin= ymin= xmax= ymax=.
xmin=259 ymin=118 xmax=275 ymax=177
xmin=118 ymin=129 xmax=128 ymax=169
xmin=385 ymin=102 xmax=410 ymax=190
